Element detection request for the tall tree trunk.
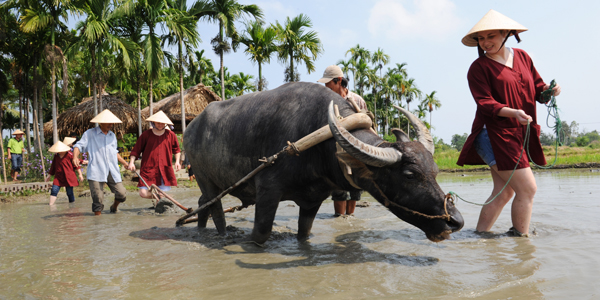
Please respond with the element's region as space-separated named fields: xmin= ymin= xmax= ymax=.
xmin=52 ymin=62 xmax=58 ymax=144
xmin=0 ymin=92 xmax=6 ymax=184
xmin=289 ymin=52 xmax=294 ymax=82
xmin=258 ymin=63 xmax=262 ymax=91
xmin=149 ymin=79 xmax=153 ymax=115
xmin=137 ymin=80 xmax=142 ymax=136
xmin=219 ymin=22 xmax=225 ymax=99
xmin=406 ymin=101 xmax=410 ymax=139
xmin=93 ymin=83 xmax=98 ymax=127
xmin=99 ymin=82 xmax=103 ymax=112
xmin=33 ymin=89 xmax=39 ymax=154
xmin=39 ymin=88 xmax=44 ymax=143
xmin=33 ymin=108 xmax=46 ymax=180
xmin=19 ymin=89 xmax=23 ymax=131
xmin=179 ymin=40 xmax=186 ymax=133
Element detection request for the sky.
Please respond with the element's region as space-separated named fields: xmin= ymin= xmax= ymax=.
xmin=189 ymin=0 xmax=600 ymax=144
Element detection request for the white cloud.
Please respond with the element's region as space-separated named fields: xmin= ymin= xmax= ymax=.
xmin=367 ymin=0 xmax=462 ymax=40
xmin=254 ymin=0 xmax=296 ymax=23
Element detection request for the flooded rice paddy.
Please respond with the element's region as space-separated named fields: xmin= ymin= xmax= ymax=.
xmin=0 ymin=169 xmax=598 ymax=299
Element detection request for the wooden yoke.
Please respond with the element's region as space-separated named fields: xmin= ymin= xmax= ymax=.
xmin=287 ymin=111 xmax=372 ymax=155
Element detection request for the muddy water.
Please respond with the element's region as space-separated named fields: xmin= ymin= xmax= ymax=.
xmin=1 ymin=169 xmax=598 ymax=299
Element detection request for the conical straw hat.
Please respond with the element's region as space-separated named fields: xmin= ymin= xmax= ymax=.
xmin=63 ymin=137 xmax=76 ymax=146
xmin=48 ymin=141 xmax=71 ymax=153
xmin=90 ymin=109 xmax=122 ymax=123
xmin=462 ymin=9 xmax=528 ymax=47
xmin=12 ymin=129 xmax=25 ymax=135
xmin=146 ymin=111 xmax=173 ymax=125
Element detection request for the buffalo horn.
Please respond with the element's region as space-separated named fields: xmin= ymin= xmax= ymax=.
xmin=393 ymin=105 xmax=435 ymax=155
xmin=328 ymin=101 xmax=402 ymax=167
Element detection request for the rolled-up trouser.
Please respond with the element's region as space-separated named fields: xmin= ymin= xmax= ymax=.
xmin=331 ymin=190 xmax=362 ymax=201
xmin=51 ymin=185 xmax=75 ymax=203
xmin=11 ymin=153 xmax=22 ymax=172
xmin=89 ymin=172 xmax=127 ymax=212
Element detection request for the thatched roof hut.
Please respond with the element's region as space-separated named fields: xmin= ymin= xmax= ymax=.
xmin=44 ymin=94 xmax=143 ymax=139
xmin=141 ymin=83 xmax=221 ymax=132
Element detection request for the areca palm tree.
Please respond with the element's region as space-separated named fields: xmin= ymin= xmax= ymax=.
xmin=336 ymin=58 xmax=353 ymax=80
xmin=163 ymin=0 xmax=201 ymax=132
xmin=371 ymin=47 xmax=390 ymax=79
xmin=422 ymin=90 xmax=441 ymax=132
xmin=188 ymin=49 xmax=214 ymax=85
xmin=240 ymin=20 xmax=277 ymax=91
xmin=16 ymin=0 xmax=78 ymax=143
xmin=200 ymin=0 xmax=262 ymax=99
xmin=275 ymin=14 xmax=323 ymax=83
xmin=137 ymin=0 xmax=172 ymax=114
xmin=346 ymin=44 xmax=370 ymax=90
xmin=69 ymin=0 xmax=134 ymax=118
xmin=402 ymin=78 xmax=422 ymax=138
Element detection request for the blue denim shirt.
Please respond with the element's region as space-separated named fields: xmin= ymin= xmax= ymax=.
xmin=74 ymin=127 xmax=122 ymax=183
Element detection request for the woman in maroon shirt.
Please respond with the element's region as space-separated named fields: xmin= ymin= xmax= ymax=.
xmin=46 ymin=141 xmax=84 ymax=205
xmin=127 ymin=111 xmax=181 ymax=199
xmin=457 ymin=10 xmax=561 ymax=236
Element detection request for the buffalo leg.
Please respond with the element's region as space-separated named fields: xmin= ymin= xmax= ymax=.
xmin=251 ymin=192 xmax=282 ymax=244
xmin=210 ymin=200 xmax=227 ymax=236
xmin=297 ymin=203 xmax=321 ymax=241
xmin=196 ymin=195 xmax=210 ymax=228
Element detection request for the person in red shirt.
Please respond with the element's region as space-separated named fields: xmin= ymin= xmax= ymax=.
xmin=457 ymin=10 xmax=561 ymax=237
xmin=127 ymin=111 xmax=181 ymax=199
xmin=46 ymin=141 xmax=84 ymax=205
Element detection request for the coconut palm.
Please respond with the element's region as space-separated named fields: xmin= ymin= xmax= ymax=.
xmin=240 ymin=20 xmax=277 ymax=91
xmin=275 ymin=14 xmax=323 ymax=83
xmin=199 ymin=0 xmax=263 ymax=99
xmin=16 ymin=0 xmax=78 ymax=143
xmin=422 ymin=90 xmax=441 ymax=132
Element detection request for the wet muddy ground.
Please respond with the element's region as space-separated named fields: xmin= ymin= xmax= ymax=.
xmin=0 ymin=169 xmax=598 ymax=299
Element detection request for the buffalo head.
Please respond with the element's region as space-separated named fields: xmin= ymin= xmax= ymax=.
xmin=328 ymin=102 xmax=464 ymax=242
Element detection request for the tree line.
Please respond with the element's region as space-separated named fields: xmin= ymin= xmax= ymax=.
xmin=1 ymin=0 xmax=442 ymax=156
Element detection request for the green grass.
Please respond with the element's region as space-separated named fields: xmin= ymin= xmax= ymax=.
xmin=434 ymin=146 xmax=600 ymax=172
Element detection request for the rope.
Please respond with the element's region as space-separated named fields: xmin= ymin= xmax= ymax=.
xmin=450 ymin=80 xmax=561 ymax=206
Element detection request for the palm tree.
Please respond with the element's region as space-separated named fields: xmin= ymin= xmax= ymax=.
xmin=137 ymin=0 xmax=173 ymax=114
xmin=336 ymin=58 xmax=353 ymax=80
xmin=402 ymin=78 xmax=422 ymax=138
xmin=188 ymin=49 xmax=214 ymax=85
xmin=163 ymin=0 xmax=201 ymax=133
xmin=275 ymin=14 xmax=323 ymax=83
xmin=230 ymin=71 xmax=254 ymax=96
xmin=69 ymin=0 xmax=134 ymax=119
xmin=17 ymin=0 xmax=78 ymax=143
xmin=201 ymin=0 xmax=263 ymax=99
xmin=371 ymin=47 xmax=390 ymax=79
xmin=422 ymin=90 xmax=441 ymax=132
xmin=240 ymin=20 xmax=277 ymax=91
xmin=345 ymin=44 xmax=370 ymax=90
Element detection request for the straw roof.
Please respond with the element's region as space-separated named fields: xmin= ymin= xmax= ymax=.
xmin=141 ymin=83 xmax=221 ymax=132
xmin=44 ymin=94 xmax=143 ymax=138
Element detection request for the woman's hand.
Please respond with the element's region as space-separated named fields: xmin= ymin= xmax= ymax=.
xmin=514 ymin=109 xmax=532 ymax=125
xmin=544 ymin=83 xmax=561 ymax=96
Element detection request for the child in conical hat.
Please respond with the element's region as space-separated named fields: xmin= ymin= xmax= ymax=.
xmin=46 ymin=141 xmax=84 ymax=205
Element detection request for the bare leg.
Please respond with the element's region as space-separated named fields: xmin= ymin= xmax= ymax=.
xmin=139 ymin=188 xmax=154 ymax=199
xmin=477 ymin=166 xmax=536 ymax=235
xmin=49 ymin=195 xmax=57 ymax=205
xmin=476 ymin=166 xmax=514 ymax=232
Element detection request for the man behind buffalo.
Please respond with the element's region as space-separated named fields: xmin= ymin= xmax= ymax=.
xmin=318 ymin=65 xmax=367 ymax=217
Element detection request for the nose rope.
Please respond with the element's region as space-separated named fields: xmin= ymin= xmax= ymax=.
xmin=373 ymin=181 xmax=453 ymax=221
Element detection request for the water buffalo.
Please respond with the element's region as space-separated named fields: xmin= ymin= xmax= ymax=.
xmin=184 ymin=82 xmax=463 ymax=244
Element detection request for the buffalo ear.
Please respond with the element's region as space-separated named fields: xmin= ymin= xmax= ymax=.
xmin=392 ymin=128 xmax=410 ymax=143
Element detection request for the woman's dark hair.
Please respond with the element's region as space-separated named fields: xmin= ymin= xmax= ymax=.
xmin=341 ymin=77 xmax=349 ymax=88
